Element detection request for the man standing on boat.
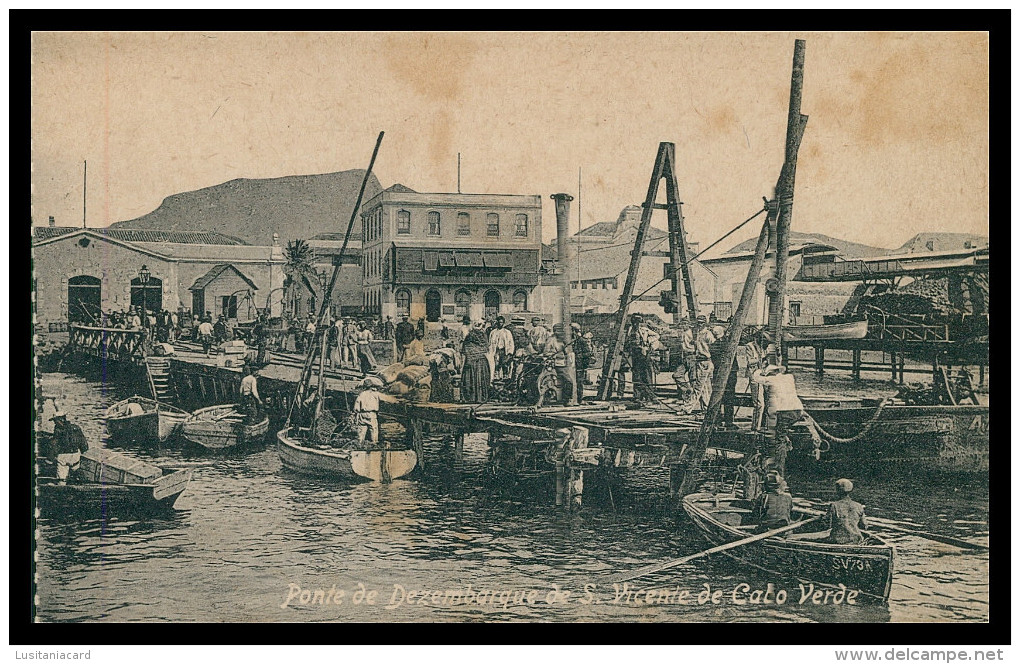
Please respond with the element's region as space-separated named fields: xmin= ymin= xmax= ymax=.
xmin=353 ymin=376 xmax=383 ymax=446
xmin=750 ymin=363 xmax=805 ymax=477
xmin=49 ymin=411 xmax=89 ymax=484
xmin=239 ymin=366 xmax=264 ymax=423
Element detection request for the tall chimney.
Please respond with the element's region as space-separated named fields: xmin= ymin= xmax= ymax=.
xmin=551 ymin=193 xmax=578 ymax=404
xmin=48 ymin=216 xmax=55 ymax=227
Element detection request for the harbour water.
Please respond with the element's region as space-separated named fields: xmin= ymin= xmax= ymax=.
xmin=34 ymin=371 xmax=989 ymax=623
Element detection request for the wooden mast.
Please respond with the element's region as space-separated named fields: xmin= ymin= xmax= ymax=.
xmin=677 ymin=40 xmax=808 ymax=496
xmin=767 ymin=39 xmax=807 ymax=362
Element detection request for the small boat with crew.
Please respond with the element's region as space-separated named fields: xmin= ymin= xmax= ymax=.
xmin=36 ymin=446 xmax=192 ymax=518
xmin=277 ymin=427 xmax=417 ymax=482
xmin=104 ymin=396 xmax=189 ymax=444
xmin=181 ymin=404 xmax=269 ymax=450
xmin=682 ymin=490 xmax=895 ymax=602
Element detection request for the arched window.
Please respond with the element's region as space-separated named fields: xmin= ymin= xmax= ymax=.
xmin=457 ymin=212 xmax=471 ymax=236
xmin=484 ymin=290 xmax=501 ymax=319
xmin=455 ymin=290 xmax=472 ymax=320
xmin=397 ymin=210 xmax=411 ymax=235
xmin=512 ymin=289 xmax=528 ymax=312
xmin=514 ymin=213 xmax=529 ymax=237
xmin=67 ymin=275 xmax=102 ymax=323
xmin=486 ymin=213 xmax=500 ymax=237
xmin=395 ymin=289 xmax=411 ymax=317
xmin=427 ymin=211 xmax=441 ymax=236
xmin=425 ymin=289 xmax=442 ymax=322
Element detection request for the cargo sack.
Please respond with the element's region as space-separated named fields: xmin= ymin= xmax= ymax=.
xmin=386 ymin=382 xmax=411 ymax=396
xmin=397 ymin=365 xmax=430 ymax=386
xmin=376 ymin=362 xmax=405 ymax=385
xmin=403 ymin=354 xmax=427 ymax=367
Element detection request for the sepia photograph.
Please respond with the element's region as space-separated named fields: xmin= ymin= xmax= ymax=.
xmin=29 ymin=29 xmax=991 ymax=627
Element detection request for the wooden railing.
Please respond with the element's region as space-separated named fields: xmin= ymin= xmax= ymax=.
xmin=68 ymin=324 xmax=147 ymax=363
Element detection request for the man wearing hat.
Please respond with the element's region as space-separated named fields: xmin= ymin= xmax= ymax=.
xmin=508 ymin=316 xmax=531 ymax=385
xmin=393 ymin=314 xmax=415 ymax=362
xmin=239 ymin=365 xmax=264 ymax=423
xmin=826 ymin=479 xmax=867 ymax=544
xmin=528 ymin=317 xmax=550 ymax=354
xmin=49 ymin=410 xmax=89 ymax=484
xmin=571 ymin=322 xmax=594 ymax=401
xmin=752 ymin=470 xmax=793 ymax=533
xmin=691 ymin=314 xmax=718 ymax=411
xmin=487 ymin=316 xmax=515 ymax=381
xmin=353 ymin=376 xmax=384 ymax=445
xmin=543 ymin=323 xmax=575 ymax=406
xmin=624 ymin=313 xmax=655 ymax=404
xmin=750 ymin=363 xmax=805 ymax=477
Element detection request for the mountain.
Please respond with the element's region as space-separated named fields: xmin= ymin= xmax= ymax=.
xmin=109 ymin=170 xmax=383 ymax=246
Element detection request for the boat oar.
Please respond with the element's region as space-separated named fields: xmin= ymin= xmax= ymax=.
xmin=793 ymin=500 xmax=988 ymax=552
xmin=610 ymin=515 xmax=822 ymax=584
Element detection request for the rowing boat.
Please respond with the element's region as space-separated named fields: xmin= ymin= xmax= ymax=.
xmin=682 ymin=491 xmax=895 ymax=602
xmin=783 ymin=319 xmax=869 ymax=342
xmin=181 ymin=405 xmax=269 ymax=450
xmin=104 ymin=396 xmax=189 ymax=444
xmin=277 ymin=427 xmax=417 ymax=482
xmin=36 ymin=467 xmax=192 ymax=519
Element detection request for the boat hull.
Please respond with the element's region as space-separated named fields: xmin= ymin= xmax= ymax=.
xmin=784 ymin=319 xmax=869 ymax=342
xmin=182 ymin=405 xmax=269 ymax=450
xmin=683 ymin=492 xmax=894 ymax=602
xmin=105 ymin=397 xmax=189 ymax=444
xmin=797 ymin=404 xmax=989 ymax=472
xmin=277 ymin=428 xmax=417 ymax=482
xmin=36 ymin=468 xmax=192 ymax=519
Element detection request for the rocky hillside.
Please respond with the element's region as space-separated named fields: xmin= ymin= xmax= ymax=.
xmin=110 ymin=170 xmax=382 ymax=246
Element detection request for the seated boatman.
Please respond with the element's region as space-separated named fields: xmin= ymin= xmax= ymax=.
xmin=826 ymin=478 xmax=867 ymax=544
xmin=752 ymin=470 xmax=793 ymax=534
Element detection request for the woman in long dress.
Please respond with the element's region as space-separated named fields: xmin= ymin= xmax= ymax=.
xmin=460 ymin=324 xmax=491 ymax=404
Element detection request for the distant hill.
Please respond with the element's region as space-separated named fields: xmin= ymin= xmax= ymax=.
xmin=110 ymin=170 xmax=383 ymax=246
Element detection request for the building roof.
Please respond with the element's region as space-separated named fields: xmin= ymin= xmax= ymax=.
xmin=722 ymin=232 xmax=887 ymax=259
xmin=384 ymin=183 xmax=418 ymax=194
xmin=895 ymin=232 xmax=989 ymax=254
xmin=309 ymin=231 xmax=363 ymax=242
xmin=32 ymin=226 xmax=249 ymax=245
xmin=32 ymin=228 xmax=284 ymax=263
xmin=576 ymin=221 xmax=619 ymax=237
xmin=189 ymin=264 xmax=259 ymax=292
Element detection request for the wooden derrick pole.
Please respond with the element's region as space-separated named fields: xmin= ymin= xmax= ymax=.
xmin=678 ymin=40 xmax=808 ymax=496
xmin=677 ymin=220 xmax=771 ymax=495
xmin=767 ymin=39 xmax=807 ymax=362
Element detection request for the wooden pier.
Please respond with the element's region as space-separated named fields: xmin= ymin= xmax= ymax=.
xmin=71 ymin=333 xmax=757 ymax=508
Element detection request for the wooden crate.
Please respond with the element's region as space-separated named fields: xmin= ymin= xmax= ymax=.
xmin=80 ymin=448 xmax=162 ymax=485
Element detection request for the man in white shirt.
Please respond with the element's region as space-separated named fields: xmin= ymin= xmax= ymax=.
xmin=750 ymin=364 xmax=805 ymax=477
xmin=197 ymin=318 xmax=215 ymax=356
xmin=353 ymin=376 xmax=383 ymax=445
xmin=488 ymin=316 xmax=515 ymax=380
xmin=239 ymin=366 xmax=263 ymax=422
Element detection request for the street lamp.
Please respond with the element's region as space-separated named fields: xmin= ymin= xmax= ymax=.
xmin=138 ymin=264 xmax=151 ymax=329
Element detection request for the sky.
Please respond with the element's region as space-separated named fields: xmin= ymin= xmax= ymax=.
xmin=30 ymin=31 xmax=989 ymax=256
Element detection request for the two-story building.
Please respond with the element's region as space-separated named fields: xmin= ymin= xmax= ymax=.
xmin=359 ymin=185 xmax=544 ymax=323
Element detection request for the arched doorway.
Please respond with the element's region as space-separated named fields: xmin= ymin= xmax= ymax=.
xmin=131 ymin=275 xmax=163 ymax=315
xmin=425 ymin=289 xmax=442 ymax=322
xmin=454 ymin=290 xmax=472 ymax=320
xmin=484 ymin=290 xmax=501 ymax=319
xmin=512 ymin=289 xmax=528 ymax=312
xmin=67 ymin=275 xmax=101 ymax=323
